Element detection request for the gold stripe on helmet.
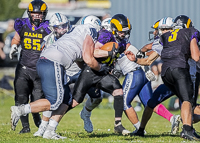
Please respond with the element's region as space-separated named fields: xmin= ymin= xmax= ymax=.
xmin=28 ymin=3 xmax=33 ymax=11
xmin=186 ymin=18 xmax=191 ymax=28
xmin=127 ymin=18 xmax=131 ymax=29
xmin=40 ymin=3 xmax=47 ymax=11
xmin=111 ymin=19 xmax=123 ymax=31
xmin=153 ymin=21 xmax=159 ymax=29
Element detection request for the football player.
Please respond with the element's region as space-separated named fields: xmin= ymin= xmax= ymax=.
xmin=9 ymin=0 xmax=51 ymax=134
xmin=34 ymin=13 xmax=102 ymax=136
xmin=70 ymin=14 xmax=133 ymax=135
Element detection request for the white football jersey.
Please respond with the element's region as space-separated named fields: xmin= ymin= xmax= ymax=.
xmin=40 ymin=24 xmax=98 ymax=70
xmin=152 ymin=37 xmax=163 ymax=56
xmin=43 ymin=30 xmax=81 ymax=76
xmin=117 ymin=53 xmax=141 ymax=75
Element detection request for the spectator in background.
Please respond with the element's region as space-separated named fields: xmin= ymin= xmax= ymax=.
xmin=0 ymin=19 xmax=15 ymax=61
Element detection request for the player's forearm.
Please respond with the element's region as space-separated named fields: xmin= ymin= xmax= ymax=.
xmin=84 ymin=56 xmax=101 ymax=71
xmin=94 ymin=49 xmax=109 ymax=58
xmin=140 ymin=42 xmax=153 ymax=53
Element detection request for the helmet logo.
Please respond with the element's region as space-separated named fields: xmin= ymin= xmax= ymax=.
xmin=40 ymin=3 xmax=47 ymax=11
xmin=28 ymin=3 xmax=33 ymax=11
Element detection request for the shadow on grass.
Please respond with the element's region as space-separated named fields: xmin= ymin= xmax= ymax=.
xmin=61 ymin=131 xmax=127 ymax=138
xmin=123 ymin=132 xmax=180 ymax=141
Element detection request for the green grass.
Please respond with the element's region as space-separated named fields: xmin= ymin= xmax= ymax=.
xmin=0 ymin=91 xmax=199 ymax=143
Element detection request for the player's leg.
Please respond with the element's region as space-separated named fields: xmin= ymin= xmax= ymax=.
xmin=163 ymin=68 xmax=199 ymax=140
xmin=14 ymin=64 xmax=31 ymax=133
xmin=123 ymin=69 xmax=147 ymax=132
xmin=98 ymin=74 xmax=130 ymax=135
xmin=80 ymin=88 xmax=102 ymax=133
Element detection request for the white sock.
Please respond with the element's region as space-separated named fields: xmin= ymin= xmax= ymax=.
xmin=41 ymin=120 xmax=49 ymax=126
xmin=170 ymin=115 xmax=174 ymax=123
xmin=48 ymin=119 xmax=58 ymax=130
xmin=133 ymin=121 xmax=141 ymax=130
xmin=24 ymin=104 xmax=31 ymax=114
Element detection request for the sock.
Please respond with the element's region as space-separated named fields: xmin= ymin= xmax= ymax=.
xmin=48 ymin=119 xmax=58 ymax=130
xmin=155 ymin=104 xmax=173 ymax=122
xmin=183 ymin=125 xmax=193 ymax=131
xmin=114 ymin=95 xmax=124 ymax=118
xmin=41 ymin=120 xmax=49 ymax=126
xmin=24 ymin=104 xmax=31 ymax=115
xmin=115 ymin=120 xmax=121 ymax=125
xmin=134 ymin=121 xmax=141 ymax=130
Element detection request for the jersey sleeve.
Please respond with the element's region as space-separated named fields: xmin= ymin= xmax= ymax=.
xmin=190 ymin=27 xmax=200 ymax=42
xmin=87 ymin=27 xmax=98 ymax=43
xmin=14 ymin=18 xmax=25 ymax=34
xmin=97 ymin=30 xmax=115 ymax=45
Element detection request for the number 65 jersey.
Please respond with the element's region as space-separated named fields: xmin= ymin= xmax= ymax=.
xmin=160 ymin=27 xmax=200 ymax=76
xmin=14 ymin=18 xmax=51 ymax=70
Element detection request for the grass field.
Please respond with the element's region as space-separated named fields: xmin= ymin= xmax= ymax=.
xmin=0 ymin=70 xmax=199 ymax=143
xmin=0 ymin=90 xmax=200 ymax=143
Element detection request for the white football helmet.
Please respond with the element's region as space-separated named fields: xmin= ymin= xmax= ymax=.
xmin=101 ymin=18 xmax=111 ymax=32
xmin=80 ymin=15 xmax=101 ymax=32
xmin=158 ymin=17 xmax=174 ymax=36
xmin=49 ymin=13 xmax=71 ymax=38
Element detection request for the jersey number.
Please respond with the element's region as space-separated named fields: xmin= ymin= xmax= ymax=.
xmin=24 ymin=38 xmax=41 ymax=51
xmin=168 ymin=29 xmax=179 ymax=42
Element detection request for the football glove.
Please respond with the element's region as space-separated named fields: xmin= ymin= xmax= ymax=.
xmin=136 ymin=50 xmax=145 ymax=58
xmin=111 ymin=68 xmax=122 ymax=78
xmin=108 ymin=43 xmax=120 ymax=59
xmin=9 ymin=44 xmax=18 ymax=60
xmin=145 ymin=70 xmax=156 ymax=81
xmin=98 ymin=64 xmax=111 ymax=75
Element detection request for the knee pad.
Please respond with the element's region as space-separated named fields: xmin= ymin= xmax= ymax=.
xmin=43 ymin=111 xmax=52 ymax=118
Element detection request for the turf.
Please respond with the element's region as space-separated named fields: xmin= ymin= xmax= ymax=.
xmin=0 ymin=90 xmax=199 ymax=143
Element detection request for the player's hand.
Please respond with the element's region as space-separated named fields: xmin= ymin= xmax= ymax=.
xmin=125 ymin=50 xmax=136 ymax=61
xmin=98 ymin=64 xmax=111 ymax=75
xmin=136 ymin=50 xmax=145 ymax=58
xmin=9 ymin=44 xmax=18 ymax=60
xmin=108 ymin=43 xmax=120 ymax=59
xmin=145 ymin=70 xmax=156 ymax=81
xmin=111 ymin=68 xmax=122 ymax=78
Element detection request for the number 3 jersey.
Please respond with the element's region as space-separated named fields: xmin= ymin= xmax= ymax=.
xmin=160 ymin=27 xmax=200 ymax=76
xmin=14 ymin=18 xmax=51 ymax=70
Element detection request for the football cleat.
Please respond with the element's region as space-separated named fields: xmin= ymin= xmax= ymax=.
xmin=131 ymin=129 xmax=145 ymax=137
xmin=34 ymin=123 xmax=48 ymax=137
xmin=10 ymin=106 xmax=21 ymax=131
xmin=43 ymin=129 xmax=66 ymax=140
xmin=19 ymin=126 xmax=30 ymax=134
xmin=180 ymin=128 xmax=200 ymax=141
xmin=171 ymin=115 xmax=181 ymax=134
xmin=114 ymin=122 xmax=130 ymax=135
xmin=80 ymin=107 xmax=93 ymax=133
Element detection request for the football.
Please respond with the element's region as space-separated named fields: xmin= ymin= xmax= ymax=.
xmin=97 ymin=42 xmax=119 ymax=65
xmin=100 ymin=42 xmax=118 ymax=51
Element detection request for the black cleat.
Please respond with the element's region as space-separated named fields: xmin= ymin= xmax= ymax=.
xmin=19 ymin=127 xmax=30 ymax=134
xmin=180 ymin=128 xmax=200 ymax=141
xmin=114 ymin=122 xmax=130 ymax=135
xmin=131 ymin=129 xmax=145 ymax=137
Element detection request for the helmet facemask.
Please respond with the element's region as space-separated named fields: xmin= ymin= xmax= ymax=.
xmin=52 ymin=22 xmax=71 ymax=39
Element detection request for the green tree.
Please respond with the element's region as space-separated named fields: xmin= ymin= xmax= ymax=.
xmin=0 ymin=0 xmax=25 ymax=21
